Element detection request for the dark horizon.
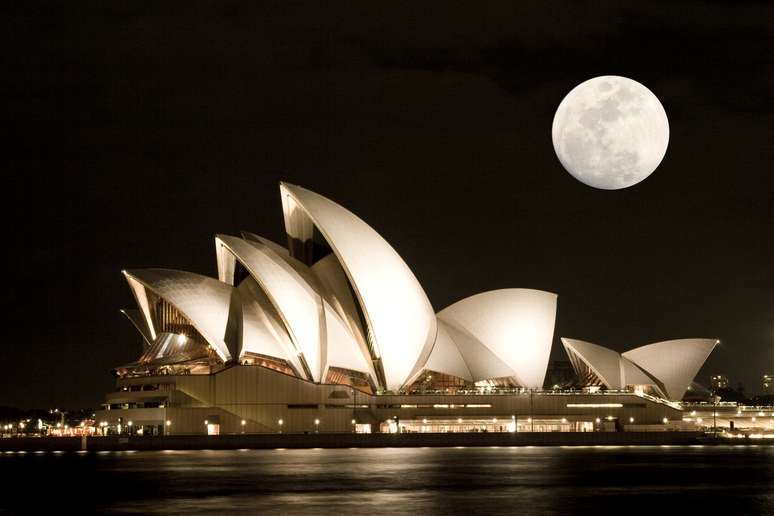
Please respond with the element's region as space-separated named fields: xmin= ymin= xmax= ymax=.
xmin=6 ymin=1 xmax=773 ymax=409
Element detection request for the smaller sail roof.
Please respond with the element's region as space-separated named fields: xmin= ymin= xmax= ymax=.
xmin=122 ymin=269 xmax=234 ymax=363
xmin=437 ymin=289 xmax=557 ymax=389
xmin=622 ymin=339 xmax=719 ymax=400
xmin=563 ymin=337 xmax=718 ymax=400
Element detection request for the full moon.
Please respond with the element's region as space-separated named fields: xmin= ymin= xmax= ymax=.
xmin=552 ymin=76 xmax=669 ymax=190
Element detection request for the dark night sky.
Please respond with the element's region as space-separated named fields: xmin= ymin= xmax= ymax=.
xmin=5 ymin=1 xmax=773 ymax=409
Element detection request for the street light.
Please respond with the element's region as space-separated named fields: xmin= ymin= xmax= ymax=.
xmin=278 ymin=419 xmax=283 ymax=434
xmin=351 ymin=419 xmax=356 ymax=433
xmin=314 ymin=419 xmax=320 ymax=433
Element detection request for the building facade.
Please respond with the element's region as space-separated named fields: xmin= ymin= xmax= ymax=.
xmin=96 ymin=183 xmax=716 ymax=435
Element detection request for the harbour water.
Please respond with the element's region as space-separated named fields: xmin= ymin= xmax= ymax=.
xmin=2 ymin=445 xmax=772 ymax=514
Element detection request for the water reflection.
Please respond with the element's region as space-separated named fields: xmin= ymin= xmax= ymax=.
xmin=1 ymin=446 xmax=772 ymax=514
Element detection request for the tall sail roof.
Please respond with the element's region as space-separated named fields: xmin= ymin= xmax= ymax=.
xmin=279 ymin=182 xmax=436 ymax=391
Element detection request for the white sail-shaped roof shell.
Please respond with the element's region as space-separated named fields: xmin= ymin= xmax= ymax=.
xmin=122 ymin=269 xmax=234 ymax=363
xmin=622 ymin=339 xmax=718 ymax=401
xmin=125 ymin=275 xmax=157 ymax=341
xmin=425 ymin=321 xmax=475 ymax=382
xmin=215 ymin=235 xmax=324 ymax=382
xmin=240 ymin=231 xmax=323 ymax=291
xmin=236 ymin=277 xmax=302 ymax=374
xmin=561 ymin=338 xmax=625 ymax=388
xmin=311 ymin=254 xmax=368 ymax=352
xmin=562 ymin=338 xmax=659 ymax=392
xmin=279 ymin=183 xmax=436 ymax=391
xmin=322 ymin=301 xmax=375 ymax=379
xmin=437 ymin=289 xmax=557 ymax=389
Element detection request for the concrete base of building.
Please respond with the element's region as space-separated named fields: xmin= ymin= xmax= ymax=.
xmin=0 ymin=431 xmax=718 ymax=452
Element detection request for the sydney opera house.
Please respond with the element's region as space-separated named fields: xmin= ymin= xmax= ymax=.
xmin=95 ymin=183 xmax=717 ymax=436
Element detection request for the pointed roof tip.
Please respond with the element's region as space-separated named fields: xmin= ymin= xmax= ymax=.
xmin=279 ymin=181 xmax=304 ymax=193
xmin=215 ymin=233 xmax=241 ymax=243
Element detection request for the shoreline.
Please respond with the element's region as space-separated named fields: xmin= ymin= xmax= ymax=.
xmin=3 ymin=431 xmax=762 ymax=452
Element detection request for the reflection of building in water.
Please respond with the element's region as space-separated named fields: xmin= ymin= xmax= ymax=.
xmin=95 ymin=183 xmax=719 ymax=436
